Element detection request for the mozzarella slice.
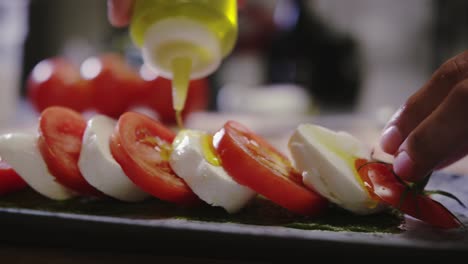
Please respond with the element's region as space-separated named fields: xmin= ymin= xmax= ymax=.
xmin=170 ymin=130 xmax=256 ymax=213
xmin=78 ymin=115 xmax=149 ymax=202
xmin=0 ymin=133 xmax=76 ymax=200
xmin=288 ymin=124 xmax=383 ymax=215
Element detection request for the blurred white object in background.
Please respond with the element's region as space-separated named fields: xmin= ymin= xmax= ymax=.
xmin=217 ymin=53 xmax=266 ymax=87
xmin=0 ymin=0 xmax=29 ymax=128
xmin=187 ymin=82 xmax=315 ymax=138
xmin=217 ymin=83 xmax=312 ymax=115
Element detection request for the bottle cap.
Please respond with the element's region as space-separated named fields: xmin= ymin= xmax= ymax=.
xmin=141 ymin=18 xmax=222 ymax=79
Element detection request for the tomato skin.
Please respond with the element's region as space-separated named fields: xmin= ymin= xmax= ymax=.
xmin=38 ymin=106 xmax=101 ymax=196
xmin=27 ymin=57 xmax=92 ymax=112
xmin=109 ymin=112 xmax=199 ymax=205
xmin=0 ymin=160 xmax=27 ymax=196
xmin=215 ymin=121 xmax=327 ymax=216
xmin=356 ymin=159 xmax=462 ymax=229
xmin=82 ymin=53 xmax=145 ymax=118
xmin=136 ymin=76 xmax=209 ymax=124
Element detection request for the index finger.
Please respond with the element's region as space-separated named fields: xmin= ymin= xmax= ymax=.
xmin=380 ymin=51 xmax=468 ymax=154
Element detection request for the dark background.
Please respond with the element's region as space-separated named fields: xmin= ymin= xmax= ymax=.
xmin=18 ymin=0 xmax=468 ymax=111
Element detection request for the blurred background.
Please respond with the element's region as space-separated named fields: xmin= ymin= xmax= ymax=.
xmin=3 ymin=1 xmax=467 ymax=110
xmin=1 ymin=0 xmax=468 ymax=153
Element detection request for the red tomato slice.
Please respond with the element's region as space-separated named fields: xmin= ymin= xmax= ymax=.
xmin=0 ymin=159 xmax=27 ymax=196
xmin=38 ymin=106 xmax=100 ymax=196
xmin=214 ymin=121 xmax=327 ymax=216
xmin=356 ymin=159 xmax=462 ymax=229
xmin=27 ymin=57 xmax=92 ymax=112
xmin=109 ymin=112 xmax=199 ymax=205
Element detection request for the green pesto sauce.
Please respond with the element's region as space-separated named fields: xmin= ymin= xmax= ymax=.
xmin=0 ymin=189 xmax=403 ymax=234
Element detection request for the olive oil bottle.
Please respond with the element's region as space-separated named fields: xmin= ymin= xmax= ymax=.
xmin=130 ymin=0 xmax=238 ymax=127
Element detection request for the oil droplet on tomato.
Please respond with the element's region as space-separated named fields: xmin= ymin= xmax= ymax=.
xmin=140 ymin=135 xmax=173 ymax=161
xmin=201 ymin=134 xmax=221 ymax=166
xmin=241 ymin=134 xmax=293 ymax=178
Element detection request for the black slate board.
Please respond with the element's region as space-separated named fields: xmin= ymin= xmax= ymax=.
xmin=0 ymin=173 xmax=467 ymax=259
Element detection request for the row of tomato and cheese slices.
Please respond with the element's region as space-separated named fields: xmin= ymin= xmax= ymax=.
xmin=0 ymin=106 xmax=462 ymax=229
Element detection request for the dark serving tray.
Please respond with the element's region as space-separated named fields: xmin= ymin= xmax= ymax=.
xmin=0 ymin=173 xmax=467 ymax=259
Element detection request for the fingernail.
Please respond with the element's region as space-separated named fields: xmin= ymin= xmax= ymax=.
xmin=384 ymin=107 xmax=404 ymax=129
xmin=393 ymin=151 xmax=415 ymax=180
xmin=380 ymin=126 xmax=403 ymax=154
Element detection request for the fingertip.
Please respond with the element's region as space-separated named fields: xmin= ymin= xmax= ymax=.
xmin=380 ymin=126 xmax=403 ymax=154
xmin=393 ymin=151 xmax=417 ymax=181
xmin=107 ymin=0 xmax=133 ymax=27
xmin=109 ymin=17 xmax=130 ymax=28
xmin=393 ymin=150 xmax=430 ymax=182
xmin=108 ymin=16 xmax=127 ymax=27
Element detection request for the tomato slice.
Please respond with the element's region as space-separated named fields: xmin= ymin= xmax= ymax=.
xmin=214 ymin=121 xmax=327 ymax=216
xmin=38 ymin=106 xmax=100 ymax=196
xmin=0 ymin=159 xmax=28 ymax=196
xmin=109 ymin=112 xmax=199 ymax=205
xmin=356 ymin=159 xmax=462 ymax=229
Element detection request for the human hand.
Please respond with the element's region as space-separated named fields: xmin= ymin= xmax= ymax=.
xmin=107 ymin=0 xmax=135 ymax=27
xmin=380 ymin=51 xmax=468 ymax=182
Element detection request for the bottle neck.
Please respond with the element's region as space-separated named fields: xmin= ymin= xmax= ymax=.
xmin=141 ymin=18 xmax=222 ymax=80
